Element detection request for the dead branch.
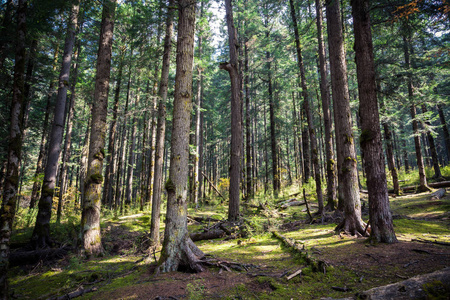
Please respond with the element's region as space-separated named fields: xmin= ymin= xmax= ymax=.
xmin=201 ymin=172 xmax=226 ymax=201
xmin=430 ymin=188 xmax=446 ymax=200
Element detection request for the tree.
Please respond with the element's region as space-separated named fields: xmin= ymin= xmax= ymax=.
xmin=326 ymin=0 xmax=366 ymax=235
xmin=315 ymin=0 xmax=336 ymax=210
xmin=0 ymin=0 xmax=27 ymax=297
xmin=351 ymin=0 xmax=397 ymax=243
xmin=150 ymin=0 xmax=175 ymax=247
xmin=81 ymin=0 xmax=116 ymax=256
xmin=32 ymin=0 xmax=80 ymax=248
xmin=220 ymin=0 xmax=242 ymax=221
xmin=157 ymin=0 xmax=204 ymax=273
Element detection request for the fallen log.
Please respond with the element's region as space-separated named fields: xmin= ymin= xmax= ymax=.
xmin=190 ymin=229 xmax=226 ymax=242
xmin=280 ymin=201 xmax=306 ymax=209
xmin=271 ymin=231 xmax=327 ymax=273
xmin=430 ymin=188 xmax=446 ymax=200
xmin=389 ymin=181 xmax=450 ymax=193
xmin=9 ymin=246 xmax=71 ymax=267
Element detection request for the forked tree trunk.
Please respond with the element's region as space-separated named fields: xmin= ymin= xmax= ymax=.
xmin=326 ymin=0 xmax=366 ymax=235
xmin=150 ymin=0 xmax=175 ymax=247
xmin=32 ymin=1 xmax=79 ymax=248
xmin=315 ymin=0 xmax=336 ymax=210
xmin=0 ymin=1 xmax=26 ymax=297
xmin=289 ymin=0 xmax=323 ymax=214
xmin=157 ymin=0 xmax=204 ymax=273
xmin=351 ymin=0 xmax=397 ymax=243
xmin=81 ymin=0 xmax=116 ymax=256
xmin=221 ymin=0 xmax=242 ymax=221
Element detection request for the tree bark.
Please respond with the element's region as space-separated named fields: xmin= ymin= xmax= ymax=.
xmin=221 ymin=0 xmax=242 ymax=221
xmin=437 ymin=104 xmax=450 ymax=162
xmin=351 ymin=0 xmax=397 ymax=243
xmin=315 ymin=0 xmax=336 ymax=211
xmin=32 ymin=1 xmax=79 ymax=248
xmin=81 ymin=0 xmax=116 ymax=256
xmin=0 ymin=0 xmax=26 ymax=297
xmin=326 ymin=0 xmax=366 ymax=235
xmin=157 ymin=0 xmax=204 ymax=273
xmin=150 ymin=0 xmax=175 ymax=247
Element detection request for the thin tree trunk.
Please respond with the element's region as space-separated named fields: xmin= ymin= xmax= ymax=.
xmin=326 ymin=0 xmax=365 ymax=235
xmin=32 ymin=2 xmax=79 ymax=248
xmin=0 ymin=0 xmax=26 ymax=297
xmin=315 ymin=0 xmax=336 ymax=210
xmin=437 ymin=104 xmax=450 ymax=162
xmin=220 ymin=0 xmax=242 ymax=221
xmin=421 ymin=104 xmax=442 ymax=178
xmin=149 ymin=0 xmax=175 ymax=247
xmin=157 ymin=0 xmax=204 ymax=273
xmin=352 ymin=0 xmax=397 ymax=243
xmin=244 ymin=37 xmax=252 ymax=199
xmin=81 ymin=0 xmax=116 ymax=256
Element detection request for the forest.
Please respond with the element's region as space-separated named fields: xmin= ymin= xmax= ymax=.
xmin=0 ymin=0 xmax=449 ymax=299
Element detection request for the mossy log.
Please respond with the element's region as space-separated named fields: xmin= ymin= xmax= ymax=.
xmin=389 ymin=181 xmax=450 ymax=193
xmin=271 ymin=231 xmax=327 ymax=273
xmin=9 ymin=246 xmax=71 ymax=266
xmin=430 ymin=188 xmax=446 ymax=200
xmin=190 ymin=229 xmax=226 ymax=242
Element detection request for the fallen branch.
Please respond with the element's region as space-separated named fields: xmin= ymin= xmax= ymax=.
xmin=51 ymin=286 xmax=97 ymax=300
xmin=286 ymin=269 xmax=302 ymax=280
xmin=190 ymin=229 xmax=226 ymax=242
xmin=202 ymin=172 xmax=226 ymax=202
xmin=9 ymin=246 xmax=71 ymax=267
xmin=411 ymin=238 xmax=450 ymax=246
xmin=388 ymin=181 xmax=450 ymax=193
xmin=280 ymin=201 xmax=306 ymax=209
xmin=271 ymin=231 xmax=327 ymax=273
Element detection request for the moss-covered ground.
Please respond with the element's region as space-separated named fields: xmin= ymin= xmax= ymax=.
xmin=8 ymin=183 xmax=450 ymax=299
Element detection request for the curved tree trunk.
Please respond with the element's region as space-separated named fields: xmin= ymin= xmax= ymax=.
xmin=32 ymin=1 xmax=79 ymax=248
xmin=315 ymin=0 xmax=336 ymax=211
xmin=81 ymin=0 xmax=116 ymax=256
xmin=0 ymin=0 xmax=26 ymax=297
xmin=326 ymin=0 xmax=366 ymax=236
xmin=157 ymin=0 xmax=204 ymax=273
xmin=351 ymin=0 xmax=397 ymax=243
xmin=150 ymin=0 xmax=175 ymax=248
xmin=221 ymin=0 xmax=242 ymax=221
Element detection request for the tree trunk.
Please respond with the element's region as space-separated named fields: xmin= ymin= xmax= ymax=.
xmin=289 ymin=0 xmax=323 ymax=214
xmin=157 ymin=0 xmax=204 ymax=273
xmin=220 ymin=0 xmax=242 ymax=221
xmin=437 ymin=104 xmax=450 ymax=162
xmin=326 ymin=0 xmax=366 ymax=235
xmin=244 ymin=36 xmax=252 ymax=199
xmin=351 ymin=0 xmax=397 ymax=243
xmin=421 ymin=104 xmax=442 ymax=178
xmin=150 ymin=0 xmax=175 ymax=247
xmin=0 ymin=0 xmax=26 ymax=297
xmin=315 ymin=0 xmax=336 ymax=210
xmin=32 ymin=1 xmax=79 ymax=248
xmin=81 ymin=0 xmax=116 ymax=256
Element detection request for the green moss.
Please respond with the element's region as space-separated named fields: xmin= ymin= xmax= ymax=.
xmin=93 ymin=149 xmax=105 ymax=160
xmin=345 ymin=156 xmax=357 ymax=164
xmin=360 ymin=129 xmax=374 ymax=145
xmin=42 ymin=185 xmax=54 ymax=197
xmin=89 ymin=173 xmax=103 ymax=184
xmin=344 ymin=134 xmax=354 ymax=145
xmin=165 ymin=178 xmax=175 ymax=192
xmin=422 ymin=280 xmax=449 ymax=299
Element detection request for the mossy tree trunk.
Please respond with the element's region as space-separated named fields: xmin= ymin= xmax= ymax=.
xmin=437 ymin=104 xmax=450 ymax=162
xmin=221 ymin=0 xmax=242 ymax=221
xmin=0 ymin=0 xmax=26 ymax=298
xmin=157 ymin=0 xmax=204 ymax=273
xmin=315 ymin=0 xmax=336 ymax=211
xmin=32 ymin=1 xmax=79 ymax=248
xmin=326 ymin=0 xmax=366 ymax=236
xmin=150 ymin=0 xmax=175 ymax=248
xmin=351 ymin=0 xmax=397 ymax=243
xmin=420 ymin=104 xmax=442 ymax=179
xmin=81 ymin=0 xmax=116 ymax=256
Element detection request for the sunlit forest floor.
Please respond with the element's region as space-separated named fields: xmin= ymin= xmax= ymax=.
xmin=8 ymin=169 xmax=450 ymax=299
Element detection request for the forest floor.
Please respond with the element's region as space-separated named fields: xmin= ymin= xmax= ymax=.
xmin=8 ymin=187 xmax=450 ymax=299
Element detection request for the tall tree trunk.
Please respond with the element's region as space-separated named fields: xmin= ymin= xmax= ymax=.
xmin=220 ymin=0 xmax=242 ymax=221
xmin=437 ymin=104 xmax=450 ymax=162
xmin=0 ymin=0 xmax=26 ymax=297
xmin=326 ymin=0 xmax=366 ymax=235
xmin=157 ymin=0 xmax=204 ymax=273
xmin=421 ymin=104 xmax=442 ymax=178
xmin=290 ymin=0 xmax=323 ymax=213
xmin=57 ymin=30 xmax=83 ymax=223
xmin=32 ymin=1 xmax=79 ymax=248
xmin=315 ymin=0 xmax=336 ymax=210
xmin=351 ymin=0 xmax=397 ymax=243
xmin=402 ymin=34 xmax=429 ymax=192
xmin=244 ymin=36 xmax=252 ymax=199
xmin=379 ymin=96 xmax=400 ymax=195
xmin=150 ymin=0 xmax=175 ymax=247
xmin=125 ymin=101 xmax=137 ymax=209
xmin=103 ymin=49 xmax=124 ymax=209
xmin=81 ymin=0 xmax=116 ymax=256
